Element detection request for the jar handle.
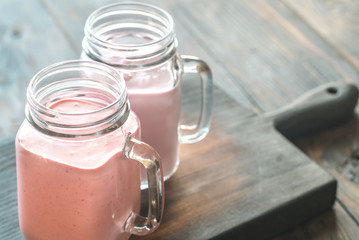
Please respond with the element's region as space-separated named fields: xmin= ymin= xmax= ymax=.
xmin=179 ymin=55 xmax=213 ymax=144
xmin=123 ymin=135 xmax=164 ymax=236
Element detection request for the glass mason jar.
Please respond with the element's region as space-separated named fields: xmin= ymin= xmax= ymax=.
xmin=15 ymin=60 xmax=164 ymax=240
xmin=81 ymin=2 xmax=213 ymax=185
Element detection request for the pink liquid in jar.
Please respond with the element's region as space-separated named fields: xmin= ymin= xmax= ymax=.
xmin=123 ymin=64 xmax=181 ymax=183
xmin=81 ymin=3 xmax=213 ymax=184
xmin=16 ymin=99 xmax=141 ymax=240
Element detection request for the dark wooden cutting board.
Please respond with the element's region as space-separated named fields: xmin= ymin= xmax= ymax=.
xmin=133 ymin=82 xmax=358 ymax=240
xmin=0 ymin=83 xmax=357 ymax=240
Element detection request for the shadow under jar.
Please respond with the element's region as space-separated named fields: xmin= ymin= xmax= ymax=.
xmin=15 ymin=60 xmax=164 ymax=240
xmin=81 ymin=2 xmax=213 ymax=187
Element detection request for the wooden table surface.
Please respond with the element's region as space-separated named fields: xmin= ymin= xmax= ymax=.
xmin=1 ymin=0 xmax=359 ymax=239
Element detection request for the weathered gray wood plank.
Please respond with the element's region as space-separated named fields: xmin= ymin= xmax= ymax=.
xmin=172 ymin=0 xmax=359 ymax=112
xmin=0 ymin=139 xmax=22 ymax=240
xmin=273 ymin=202 xmax=359 ymax=240
xmin=0 ymin=0 xmax=77 ymax=141
xmin=282 ymin=0 xmax=359 ymax=72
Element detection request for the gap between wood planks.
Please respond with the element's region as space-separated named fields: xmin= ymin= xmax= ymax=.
xmin=337 ymin=198 xmax=359 ymax=226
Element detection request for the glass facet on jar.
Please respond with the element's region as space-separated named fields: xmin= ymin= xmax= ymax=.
xmin=15 ymin=60 xmax=164 ymax=240
xmin=81 ymin=2 xmax=213 ymax=186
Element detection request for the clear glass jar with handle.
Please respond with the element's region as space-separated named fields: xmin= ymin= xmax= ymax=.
xmin=16 ymin=60 xmax=164 ymax=240
xmin=81 ymin=2 xmax=213 ymax=186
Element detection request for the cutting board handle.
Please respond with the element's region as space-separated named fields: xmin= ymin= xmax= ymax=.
xmin=271 ymin=82 xmax=358 ymax=139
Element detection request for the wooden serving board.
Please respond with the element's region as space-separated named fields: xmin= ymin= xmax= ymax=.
xmin=132 ymin=82 xmax=357 ymax=240
xmin=0 ymin=83 xmax=357 ymax=240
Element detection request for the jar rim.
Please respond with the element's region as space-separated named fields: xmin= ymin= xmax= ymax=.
xmin=84 ymin=2 xmax=175 ymax=50
xmin=26 ymin=60 xmax=130 ymax=138
xmin=27 ymin=60 xmax=127 ymax=116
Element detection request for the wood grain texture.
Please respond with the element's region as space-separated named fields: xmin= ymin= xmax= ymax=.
xmin=0 ymin=139 xmax=21 ymax=240
xmin=165 ymin=0 xmax=359 ymax=112
xmin=295 ymin=111 xmax=359 ymax=224
xmin=0 ymin=0 xmax=76 ymax=141
xmin=273 ymin=202 xmax=359 ymax=240
xmin=282 ymin=0 xmax=359 ymax=72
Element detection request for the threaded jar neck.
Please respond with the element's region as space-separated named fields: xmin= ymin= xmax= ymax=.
xmin=82 ymin=2 xmax=177 ymax=68
xmin=26 ymin=60 xmax=130 ymax=138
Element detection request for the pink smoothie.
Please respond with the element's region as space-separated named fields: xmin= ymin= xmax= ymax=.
xmin=81 ymin=49 xmax=183 ymax=182
xmin=124 ymin=69 xmax=181 ymax=182
xmin=16 ymin=99 xmax=141 ymax=240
